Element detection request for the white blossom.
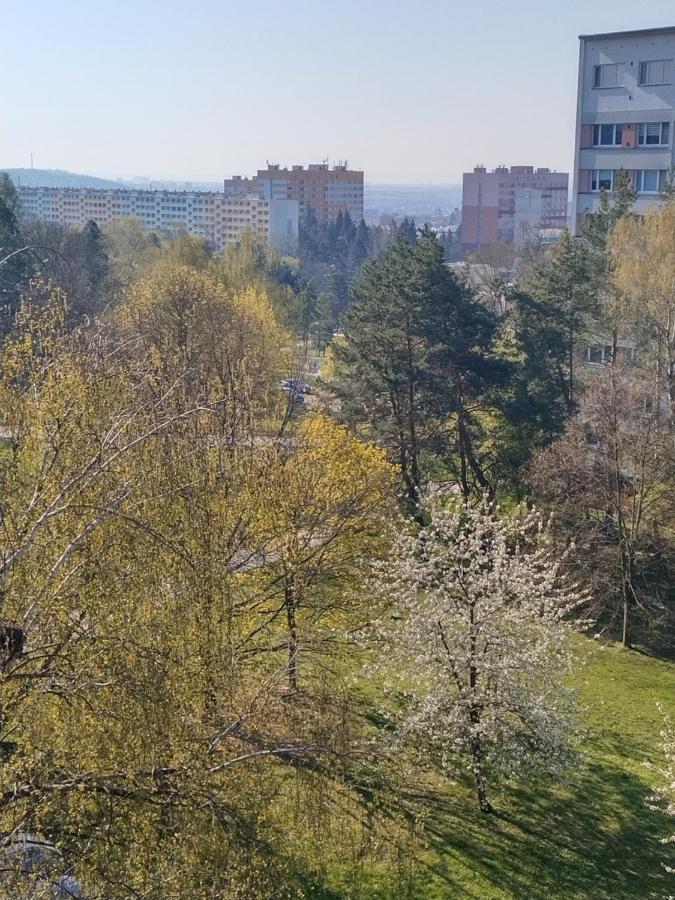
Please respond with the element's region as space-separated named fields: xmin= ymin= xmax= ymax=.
xmin=646 ymin=705 xmax=675 ymax=883
xmin=365 ymin=495 xmax=587 ymax=812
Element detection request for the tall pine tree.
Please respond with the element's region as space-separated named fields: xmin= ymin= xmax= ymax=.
xmin=516 ymin=230 xmax=597 ymax=418
xmin=333 ymin=228 xmax=505 ymax=513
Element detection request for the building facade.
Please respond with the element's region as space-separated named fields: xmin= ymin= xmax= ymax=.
xmin=17 ymin=186 xmax=298 ymax=250
xmin=572 ymin=26 xmax=675 ymax=230
xmin=224 ymin=163 xmax=364 ymax=222
xmin=461 ymin=166 xmax=569 ymax=253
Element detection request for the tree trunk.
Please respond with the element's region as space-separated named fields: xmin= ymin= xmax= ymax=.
xmin=455 ymin=369 xmax=491 ymax=499
xmin=285 ymin=581 xmax=299 ymax=692
xmin=457 ymin=408 xmax=491 ymax=499
xmin=399 ymin=443 xmax=421 ymax=520
xmin=622 ymin=582 xmax=630 ymax=649
xmin=390 ymin=389 xmax=422 ymax=521
xmin=469 ymin=706 xmax=492 ymax=813
xmin=619 ymin=538 xmax=635 ymax=649
xmin=458 ymin=439 xmax=469 ymax=500
xmin=665 ymin=305 xmax=674 ymax=422
xmin=608 ymin=340 xmax=634 ymax=650
xmin=468 ymin=617 xmax=492 ymax=813
xmin=567 ymin=326 xmax=575 ymax=412
xmin=404 ymin=318 xmax=423 ymax=517
xmin=611 ymin=328 xmax=618 ymax=368
xmin=406 ymin=395 xmax=422 ymax=515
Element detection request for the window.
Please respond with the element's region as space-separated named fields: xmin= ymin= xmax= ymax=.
xmin=636 ymin=169 xmax=668 ymax=193
xmin=591 ymin=169 xmax=614 ymax=192
xmin=586 ymin=345 xmax=636 ymax=365
xmin=586 ymin=346 xmax=605 ymax=365
xmin=638 ymin=59 xmax=673 ymax=85
xmin=593 ymin=123 xmax=623 ymax=146
xmin=638 ymin=121 xmax=671 ymax=145
xmin=593 ymin=63 xmax=623 ymax=88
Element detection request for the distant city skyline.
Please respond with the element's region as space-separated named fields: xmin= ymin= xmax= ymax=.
xmin=3 ymin=1 xmax=675 ymax=183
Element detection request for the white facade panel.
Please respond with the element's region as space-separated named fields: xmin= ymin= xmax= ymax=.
xmin=17 ymin=187 xmax=275 ymax=250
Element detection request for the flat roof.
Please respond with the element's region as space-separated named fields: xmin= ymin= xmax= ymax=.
xmin=580 ymin=25 xmax=675 ymax=41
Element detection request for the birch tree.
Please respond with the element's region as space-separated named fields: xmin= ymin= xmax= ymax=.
xmin=241 ymin=412 xmax=396 ymax=692
xmin=0 ymin=276 xmax=398 ymax=895
xmin=611 ymin=200 xmax=675 ymax=420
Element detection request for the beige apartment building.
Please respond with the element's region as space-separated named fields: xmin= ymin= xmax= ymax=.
xmin=461 ymin=165 xmax=569 ymax=253
xmin=18 ymin=186 xmax=299 ymax=250
xmin=224 ymin=163 xmax=364 ymax=222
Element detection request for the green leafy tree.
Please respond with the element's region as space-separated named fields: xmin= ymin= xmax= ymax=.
xmin=102 ymin=215 xmax=161 ymax=295
xmin=0 ymin=267 xmax=401 ymax=896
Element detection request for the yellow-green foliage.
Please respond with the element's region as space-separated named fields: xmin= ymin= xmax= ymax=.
xmin=321 ymin=333 xmax=346 ymax=380
xmin=237 ymin=412 xmax=397 ymax=689
xmin=0 ymin=280 xmax=399 ymax=896
xmin=118 ymin=260 xmax=290 ymax=433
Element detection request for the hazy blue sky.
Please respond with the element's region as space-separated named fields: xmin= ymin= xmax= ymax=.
xmin=3 ymin=1 xmax=675 ymax=183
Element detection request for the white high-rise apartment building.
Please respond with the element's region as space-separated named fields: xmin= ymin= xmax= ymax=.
xmin=17 ymin=186 xmax=299 ymax=250
xmin=572 ymin=26 xmax=675 ymax=230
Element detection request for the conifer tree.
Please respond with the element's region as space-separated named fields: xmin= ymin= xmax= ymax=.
xmin=516 ymin=230 xmax=597 ymax=417
xmin=334 ymin=229 xmax=505 ymax=512
xmin=0 ymin=174 xmax=31 ymax=326
xmin=396 ymin=216 xmax=417 ymax=243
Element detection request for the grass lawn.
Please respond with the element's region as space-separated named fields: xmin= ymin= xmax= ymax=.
xmin=328 ymin=638 xmax=675 ymax=899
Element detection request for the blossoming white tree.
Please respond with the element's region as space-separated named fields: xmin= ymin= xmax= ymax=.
xmin=369 ymin=497 xmax=585 ymax=813
xmin=647 ymin=706 xmax=675 ymax=887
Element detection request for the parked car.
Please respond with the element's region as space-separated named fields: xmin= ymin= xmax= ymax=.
xmin=281 ymin=377 xmax=311 ymax=395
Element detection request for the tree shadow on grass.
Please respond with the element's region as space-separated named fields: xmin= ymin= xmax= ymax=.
xmin=412 ymin=733 xmax=670 ymax=900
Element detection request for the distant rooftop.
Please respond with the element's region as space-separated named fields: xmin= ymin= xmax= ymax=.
xmin=469 ymin=165 xmax=564 ymax=176
xmin=580 ymin=25 xmax=675 ymax=42
xmin=259 ymin=163 xmax=360 ymax=174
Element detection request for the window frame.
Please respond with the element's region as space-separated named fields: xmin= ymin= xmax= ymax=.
xmin=591 ymin=169 xmax=614 ymax=192
xmin=585 ymin=345 xmax=636 ymax=366
xmin=638 ymin=59 xmax=673 ymax=86
xmin=586 ymin=345 xmax=606 ymax=365
xmin=638 ymin=121 xmax=671 ymax=146
xmin=593 ymin=63 xmax=624 ymax=89
xmin=592 ymin=123 xmax=623 ymax=146
xmin=636 ymin=169 xmax=668 ymax=193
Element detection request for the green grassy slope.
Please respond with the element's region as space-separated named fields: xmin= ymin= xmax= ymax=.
xmin=330 ymin=640 xmax=675 ymax=899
